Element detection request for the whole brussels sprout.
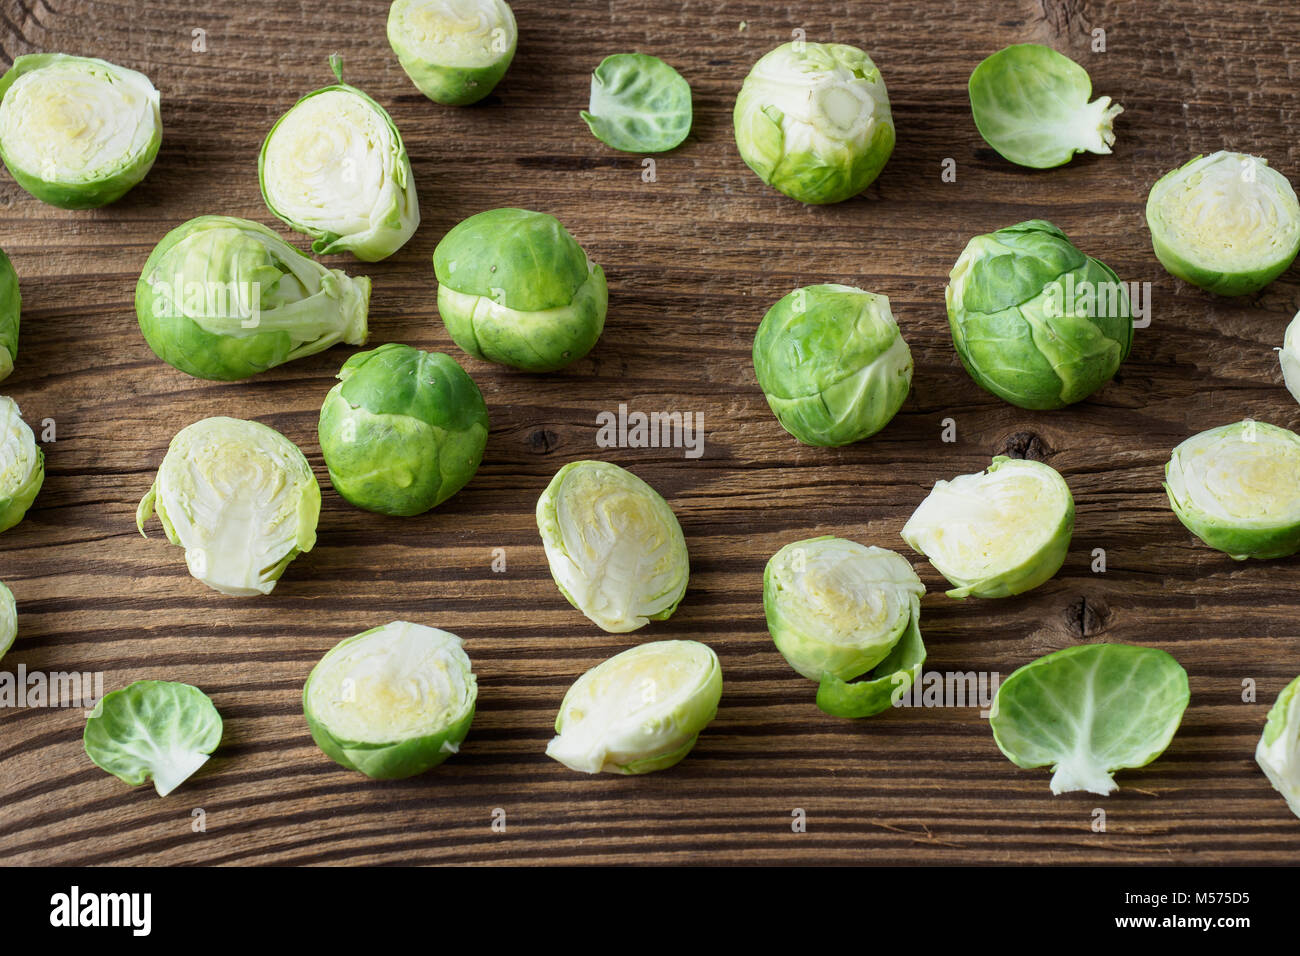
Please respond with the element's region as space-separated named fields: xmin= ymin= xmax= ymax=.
xmin=753 ymin=284 xmax=912 ymax=446
xmin=388 ymin=0 xmax=518 ymax=106
xmin=434 ymin=208 xmax=607 ymax=372
xmin=0 ymin=248 xmax=17 ymax=381
xmin=947 ymin=220 xmax=1132 ymax=410
xmin=319 ymin=343 xmax=489 ymax=516
xmin=0 ymin=395 xmax=43 ymax=534
xmin=733 ymin=41 xmax=894 ymax=204
xmin=136 ymin=216 xmax=370 ymax=381
xmin=0 ymin=54 xmax=161 ymax=209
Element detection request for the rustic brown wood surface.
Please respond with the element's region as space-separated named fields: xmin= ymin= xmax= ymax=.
xmin=0 ymin=0 xmax=1298 ymax=866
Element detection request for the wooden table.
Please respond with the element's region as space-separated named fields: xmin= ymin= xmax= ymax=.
xmin=1 ymin=0 xmax=1297 ymax=866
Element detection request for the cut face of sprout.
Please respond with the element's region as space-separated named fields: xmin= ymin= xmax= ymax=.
xmin=387 ymin=0 xmax=518 ymax=105
xmin=0 ymin=395 xmax=43 ymax=534
xmin=1256 ymin=675 xmax=1300 ymax=819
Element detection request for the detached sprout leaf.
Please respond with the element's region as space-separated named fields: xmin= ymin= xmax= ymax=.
xmin=1164 ymin=419 xmax=1300 ymax=560
xmin=0 ymin=580 xmax=15 ymax=663
xmin=734 ymin=41 xmax=894 ymax=204
xmin=0 ymin=395 xmax=44 ymax=534
xmin=83 ymin=681 xmax=223 ymax=797
xmin=753 ymin=284 xmax=912 ymax=446
xmin=902 ymin=456 xmax=1074 ymax=599
xmin=547 ymin=640 xmax=722 ymax=774
xmin=968 ymin=44 xmax=1121 ymax=169
xmin=304 ymin=622 xmax=477 ymax=779
xmin=0 ymin=248 xmax=18 ymax=381
xmin=260 ymin=58 xmax=420 ymax=262
xmin=434 ymin=208 xmax=607 ymax=372
xmin=387 ymin=0 xmax=518 ymax=106
xmin=990 ymin=644 xmax=1189 ymax=795
xmin=1256 ymin=674 xmax=1300 ymax=819
xmin=0 ymin=54 xmax=161 ymax=208
xmin=1146 ymin=151 xmax=1300 ymax=296
xmin=581 ymin=54 xmax=693 ymax=153
xmin=536 ymin=460 xmax=689 ymax=633
xmin=137 ymin=417 xmax=321 ymax=596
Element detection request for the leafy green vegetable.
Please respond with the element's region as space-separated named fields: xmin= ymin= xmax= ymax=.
xmin=0 ymin=54 xmax=161 ymax=208
xmin=968 ymin=44 xmax=1121 ymax=169
xmin=1257 ymin=674 xmax=1300 ymax=819
xmin=0 ymin=580 xmax=15 ymax=662
xmin=83 ymin=681 xmax=223 ymax=797
xmin=388 ymin=0 xmax=517 ymax=106
xmin=581 ymin=54 xmax=692 ymax=153
xmin=753 ymin=284 xmax=912 ymax=446
xmin=0 ymin=395 xmax=43 ymax=534
xmin=547 ymin=640 xmax=721 ymax=774
xmin=0 ymin=248 xmax=18 ymax=381
xmin=990 ymin=644 xmax=1189 ymax=795
xmin=304 ymin=621 xmax=477 ymax=779
xmin=1280 ymin=311 xmax=1300 ymax=404
xmin=734 ymin=41 xmax=894 ymax=204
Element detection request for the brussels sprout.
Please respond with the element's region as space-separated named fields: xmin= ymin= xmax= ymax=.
xmin=0 ymin=54 xmax=161 ymax=209
xmin=319 ymin=344 xmax=489 ymax=516
xmin=581 ymin=54 xmax=692 ymax=153
xmin=947 ymin=219 xmax=1132 ymax=410
xmin=764 ymin=536 xmax=926 ymax=719
xmin=733 ymin=41 xmax=894 ymax=205
xmin=753 ymin=284 xmax=912 ymax=446
xmin=1280 ymin=312 xmax=1300 ymax=405
xmin=136 ymin=215 xmax=370 ymax=381
xmin=536 ymin=460 xmax=688 ymax=633
xmin=968 ymin=44 xmax=1121 ymax=169
xmin=434 ymin=208 xmax=607 ymax=372
xmin=901 ymin=456 xmax=1073 ymax=599
xmin=1146 ymin=151 xmax=1300 ymax=296
xmin=1256 ymin=674 xmax=1300 ymax=819
xmin=0 ymin=248 xmax=18 ymax=381
xmin=0 ymin=580 xmax=15 ymax=662
xmin=83 ymin=681 xmax=223 ymax=797
xmin=546 ymin=640 xmax=721 ymax=774
xmin=387 ymin=0 xmax=517 ymax=106
xmin=304 ymin=621 xmax=477 ymax=779
xmin=137 ymin=417 xmax=321 ymax=596
xmin=1164 ymin=419 xmax=1300 ymax=560
xmin=990 ymin=644 xmax=1189 ymax=795
xmin=0 ymin=395 xmax=43 ymax=534
xmin=260 ymin=57 xmax=419 ymax=262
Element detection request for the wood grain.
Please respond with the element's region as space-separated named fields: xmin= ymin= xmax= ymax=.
xmin=1 ymin=0 xmax=1299 ymax=865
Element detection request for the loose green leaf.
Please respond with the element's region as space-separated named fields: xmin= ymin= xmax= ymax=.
xmin=581 ymin=54 xmax=692 ymax=153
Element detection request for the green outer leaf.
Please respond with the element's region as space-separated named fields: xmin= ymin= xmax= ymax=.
xmin=387 ymin=0 xmax=518 ymax=106
xmin=752 ymin=284 xmax=912 ymax=446
xmin=135 ymin=215 xmax=370 ymax=381
xmin=968 ymin=44 xmax=1121 ymax=169
xmin=1256 ymin=674 xmax=1300 ymax=818
xmin=581 ymin=54 xmax=693 ymax=153
xmin=0 ymin=249 xmax=18 ymax=381
xmin=318 ymin=344 xmax=489 ymax=516
xmin=83 ymin=680 xmax=223 ymax=797
xmin=0 ymin=54 xmax=162 ymax=209
xmin=0 ymin=580 xmax=15 ymax=662
xmin=947 ymin=220 xmax=1132 ymax=410
xmin=989 ymin=643 xmax=1189 ymax=795
xmin=815 ymin=596 xmax=925 ymax=718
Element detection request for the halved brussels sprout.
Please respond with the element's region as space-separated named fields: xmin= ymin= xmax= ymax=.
xmin=83 ymin=681 xmax=223 ymax=797
xmin=947 ymin=220 xmax=1132 ymax=410
xmin=753 ymin=284 xmax=912 ymax=446
xmin=1164 ymin=419 xmax=1300 ymax=560
xmin=536 ymin=460 xmax=688 ymax=633
xmin=137 ymin=417 xmax=321 ymax=596
xmin=968 ymin=44 xmax=1121 ymax=169
xmin=1146 ymin=151 xmax=1300 ymax=296
xmin=581 ymin=54 xmax=692 ymax=153
xmin=304 ymin=621 xmax=477 ymax=779
xmin=1280 ymin=312 xmax=1300 ymax=405
xmin=733 ymin=41 xmax=894 ymax=205
xmin=434 ymin=208 xmax=607 ymax=372
xmin=764 ymin=536 xmax=925 ymax=718
xmin=388 ymin=0 xmax=518 ymax=106
xmin=0 ymin=248 xmax=18 ymax=381
xmin=546 ymin=640 xmax=721 ymax=774
xmin=260 ymin=57 xmax=419 ymax=262
xmin=901 ymin=456 xmax=1074 ymax=599
xmin=990 ymin=644 xmax=1189 ymax=795
xmin=0 ymin=580 xmax=15 ymax=662
xmin=319 ymin=343 xmax=489 ymax=516
xmin=1257 ymin=674 xmax=1300 ymax=819
xmin=0 ymin=54 xmax=161 ymax=209
xmin=136 ymin=215 xmax=370 ymax=381
xmin=0 ymin=395 xmax=43 ymax=534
